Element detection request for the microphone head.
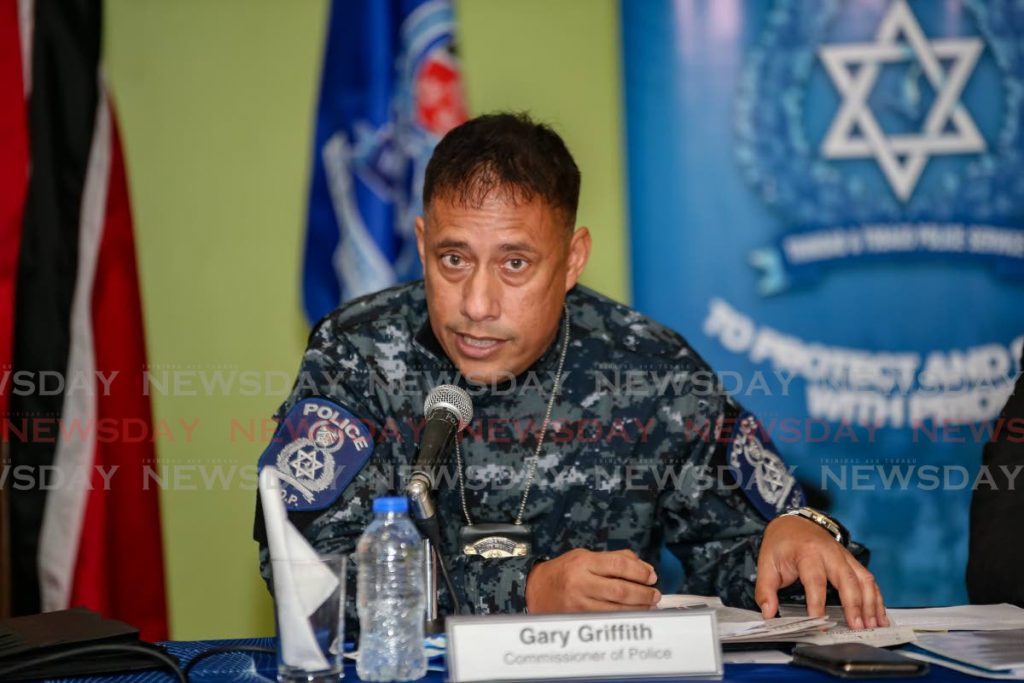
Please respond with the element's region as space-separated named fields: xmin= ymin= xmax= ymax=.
xmin=423 ymin=384 xmax=473 ymax=431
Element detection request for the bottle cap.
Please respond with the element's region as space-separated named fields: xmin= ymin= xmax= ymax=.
xmin=372 ymin=496 xmax=409 ymax=514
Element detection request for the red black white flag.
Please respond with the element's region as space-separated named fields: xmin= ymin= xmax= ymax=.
xmin=1 ymin=0 xmax=167 ymax=640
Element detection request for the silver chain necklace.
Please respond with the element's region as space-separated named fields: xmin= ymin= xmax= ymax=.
xmin=454 ymin=304 xmax=570 ymax=527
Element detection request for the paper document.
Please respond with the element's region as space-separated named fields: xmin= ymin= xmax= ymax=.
xmin=659 ymin=594 xmax=828 ymax=642
xmin=782 ymin=601 xmax=1024 ymax=633
xmin=720 ymin=616 xmax=832 ymax=642
xmin=660 ymin=595 xmax=1024 ymax=649
xmin=887 ymin=604 xmax=1024 ymax=632
xmin=791 ymin=625 xmax=919 ymax=648
xmin=901 ymin=649 xmax=1024 ymax=681
xmin=659 ymin=594 xmax=916 ymax=646
xmin=914 ymin=630 xmax=1024 ymax=672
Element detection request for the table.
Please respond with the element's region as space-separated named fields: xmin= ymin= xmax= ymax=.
xmin=43 ymin=638 xmax=988 ymax=682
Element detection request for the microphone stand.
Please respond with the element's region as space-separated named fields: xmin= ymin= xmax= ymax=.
xmin=407 ymin=476 xmax=444 ymax=636
xmin=404 ymin=388 xmax=472 ymax=635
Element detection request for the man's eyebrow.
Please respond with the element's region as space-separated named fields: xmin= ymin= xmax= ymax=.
xmin=431 ymin=239 xmax=540 ymax=254
xmin=498 ymin=241 xmax=540 ymax=254
xmin=433 ymin=238 xmax=471 ymax=250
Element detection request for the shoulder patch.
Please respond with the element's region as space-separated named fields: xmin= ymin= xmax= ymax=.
xmin=257 ymin=398 xmax=374 ymax=512
xmin=726 ymin=412 xmax=805 ymax=519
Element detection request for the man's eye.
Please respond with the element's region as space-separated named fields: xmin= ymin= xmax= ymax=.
xmin=506 ymin=258 xmax=528 ymax=272
xmin=441 ymin=254 xmax=463 ymax=267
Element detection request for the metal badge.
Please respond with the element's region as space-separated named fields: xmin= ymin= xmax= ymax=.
xmin=459 ymin=523 xmax=532 ymax=558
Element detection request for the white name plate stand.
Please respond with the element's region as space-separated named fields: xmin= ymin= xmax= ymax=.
xmin=446 ymin=609 xmax=722 ymax=682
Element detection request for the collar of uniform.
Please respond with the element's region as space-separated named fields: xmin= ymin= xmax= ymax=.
xmin=413 ymin=315 xmax=450 ymax=363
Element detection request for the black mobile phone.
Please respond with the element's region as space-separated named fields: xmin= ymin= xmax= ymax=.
xmin=791 ymin=643 xmax=929 ymax=678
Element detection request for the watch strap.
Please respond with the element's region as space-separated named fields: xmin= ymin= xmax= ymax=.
xmin=782 ymin=507 xmax=850 ymax=547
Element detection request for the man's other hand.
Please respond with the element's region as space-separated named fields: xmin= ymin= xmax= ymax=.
xmin=525 ymin=549 xmax=661 ymax=613
xmin=755 ymin=515 xmax=889 ymax=630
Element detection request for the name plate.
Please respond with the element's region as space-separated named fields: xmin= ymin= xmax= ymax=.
xmin=446 ymin=609 xmax=721 ymax=682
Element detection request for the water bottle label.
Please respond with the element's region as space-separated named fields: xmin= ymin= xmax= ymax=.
xmin=258 ymin=398 xmax=374 ymax=511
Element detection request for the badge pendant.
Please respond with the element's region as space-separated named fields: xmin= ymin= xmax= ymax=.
xmin=459 ymin=523 xmax=532 ymax=558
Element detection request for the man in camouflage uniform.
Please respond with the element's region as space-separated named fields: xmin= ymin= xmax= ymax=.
xmin=256 ymin=113 xmax=887 ymax=631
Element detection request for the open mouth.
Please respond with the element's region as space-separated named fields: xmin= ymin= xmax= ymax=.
xmin=461 ymin=335 xmax=500 ymax=348
xmin=454 ymin=332 xmax=507 ymax=358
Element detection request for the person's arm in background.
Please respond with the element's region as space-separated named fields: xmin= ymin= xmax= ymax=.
xmin=967 ymin=347 xmax=1024 ymax=606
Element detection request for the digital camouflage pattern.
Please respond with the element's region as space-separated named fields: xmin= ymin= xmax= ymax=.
xmin=256 ymin=281 xmax=817 ymax=631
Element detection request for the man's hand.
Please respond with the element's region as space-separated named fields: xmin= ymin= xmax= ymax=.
xmin=526 ymin=549 xmax=661 ymax=613
xmin=755 ymin=515 xmax=888 ymax=629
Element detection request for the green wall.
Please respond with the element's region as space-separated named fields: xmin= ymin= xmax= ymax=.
xmin=104 ymin=0 xmax=627 ymax=639
xmin=456 ymin=0 xmax=629 ymax=302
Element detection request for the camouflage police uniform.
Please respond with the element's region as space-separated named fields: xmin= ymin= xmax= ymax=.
xmin=255 ymin=281 xmax=815 ymax=628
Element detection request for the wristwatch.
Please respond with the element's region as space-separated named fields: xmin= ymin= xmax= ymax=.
xmin=781 ymin=507 xmax=850 ymax=547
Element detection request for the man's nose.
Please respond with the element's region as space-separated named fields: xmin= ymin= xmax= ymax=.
xmin=461 ymin=267 xmax=500 ymax=322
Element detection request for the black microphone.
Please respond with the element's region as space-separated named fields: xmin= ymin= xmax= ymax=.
xmin=406 ymin=384 xmax=473 ymax=519
xmin=406 ymin=385 xmax=472 ymax=623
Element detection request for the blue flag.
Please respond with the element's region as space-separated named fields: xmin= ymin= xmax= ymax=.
xmin=303 ymin=0 xmax=467 ymax=324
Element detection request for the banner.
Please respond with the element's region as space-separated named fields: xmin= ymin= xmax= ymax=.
xmin=302 ymin=0 xmax=467 ymax=324
xmin=623 ymin=0 xmax=1024 ymax=605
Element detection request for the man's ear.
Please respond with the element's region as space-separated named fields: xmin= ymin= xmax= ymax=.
xmin=415 ymin=215 xmax=427 ymax=268
xmin=564 ymin=226 xmax=592 ymax=291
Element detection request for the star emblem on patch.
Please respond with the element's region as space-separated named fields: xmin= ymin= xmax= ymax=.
xmin=259 ymin=398 xmax=374 ymax=511
xmin=288 ymin=445 xmax=325 ymax=480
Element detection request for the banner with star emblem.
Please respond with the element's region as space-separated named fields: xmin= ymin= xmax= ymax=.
xmin=622 ymin=0 xmax=1024 ymax=606
xmin=301 ymin=0 xmax=468 ymax=324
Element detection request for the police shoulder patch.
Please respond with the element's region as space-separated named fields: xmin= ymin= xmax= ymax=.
xmin=726 ymin=412 xmax=805 ymax=520
xmin=257 ymin=398 xmax=374 ymax=512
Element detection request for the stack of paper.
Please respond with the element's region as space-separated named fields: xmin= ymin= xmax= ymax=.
xmin=659 ymin=594 xmax=916 ymax=647
xmin=791 ymin=624 xmax=919 ymax=647
xmin=887 ymin=604 xmax=1024 ymax=632
xmin=719 ymin=615 xmax=833 ymax=643
xmin=658 ymin=596 xmax=1024 ymax=673
xmin=780 ymin=602 xmax=1024 ymax=633
xmin=902 ymin=630 xmax=1024 ymax=680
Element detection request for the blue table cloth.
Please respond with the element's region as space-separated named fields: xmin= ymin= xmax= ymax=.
xmin=42 ymin=637 xmax=985 ymax=682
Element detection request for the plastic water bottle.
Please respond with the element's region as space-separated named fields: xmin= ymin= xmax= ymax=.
xmin=356 ymin=496 xmax=426 ymax=681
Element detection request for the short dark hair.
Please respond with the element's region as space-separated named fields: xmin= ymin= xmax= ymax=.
xmin=422 ymin=112 xmax=581 ymax=230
